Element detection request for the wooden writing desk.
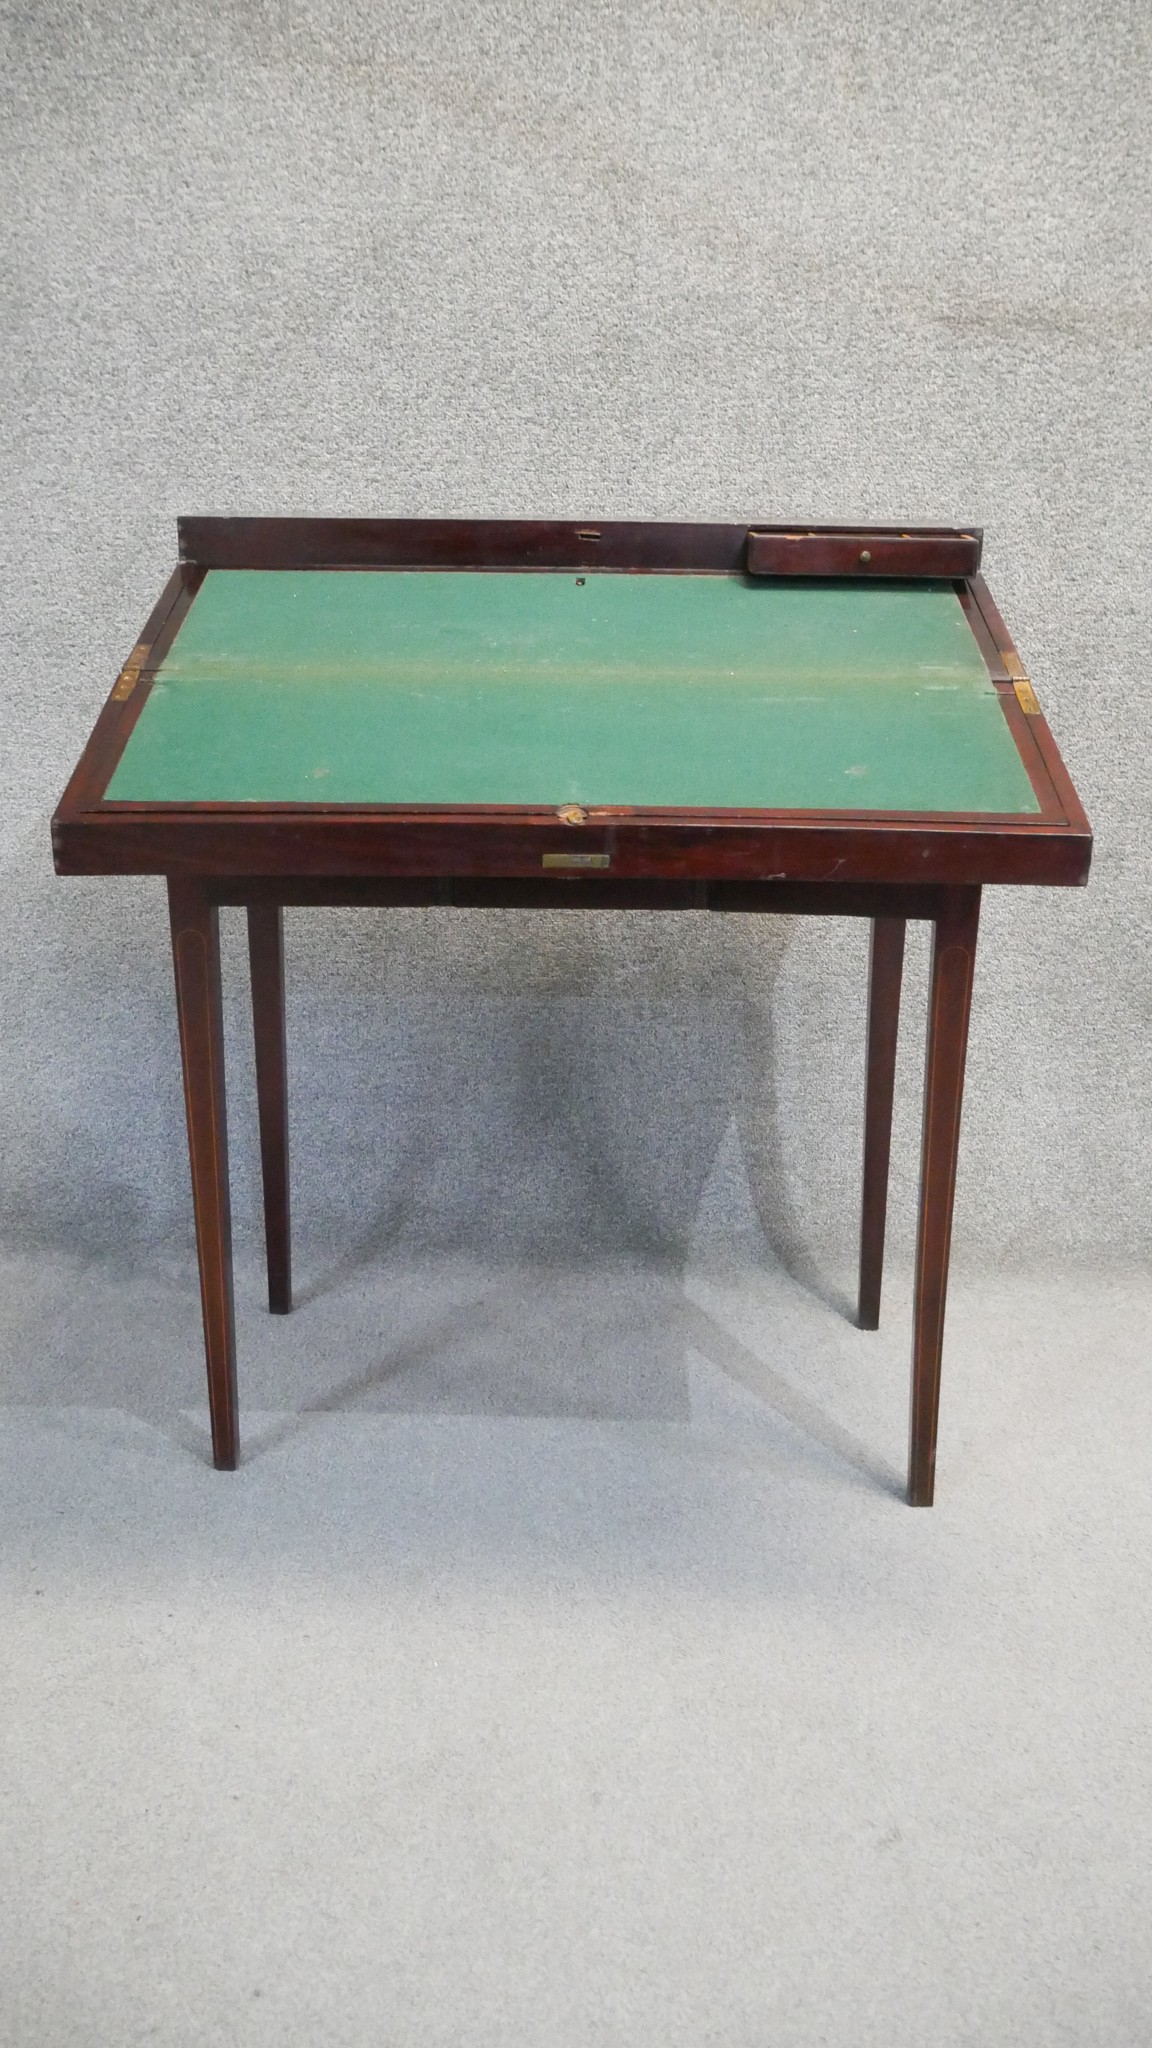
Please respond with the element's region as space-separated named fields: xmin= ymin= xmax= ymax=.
xmin=53 ymin=520 xmax=1091 ymax=1502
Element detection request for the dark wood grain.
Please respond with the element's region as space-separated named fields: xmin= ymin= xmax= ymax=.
xmin=908 ymin=885 xmax=981 ymax=1506
xmin=53 ymin=810 xmax=1092 ymax=886
xmin=178 ymin=516 xmax=981 ymax=575
xmin=858 ymin=917 xmax=907 ymax=1330
xmin=747 ymin=531 xmax=981 ymax=578
xmin=247 ymin=905 xmax=291 ymax=1315
xmin=168 ymin=877 xmax=238 ymax=1469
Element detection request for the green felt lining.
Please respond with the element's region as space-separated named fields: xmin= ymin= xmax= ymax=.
xmin=105 ymin=569 xmax=1040 ymax=814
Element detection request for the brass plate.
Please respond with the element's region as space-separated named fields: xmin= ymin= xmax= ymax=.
xmin=542 ymin=852 xmax=611 ymax=870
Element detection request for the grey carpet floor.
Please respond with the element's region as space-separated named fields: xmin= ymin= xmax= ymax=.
xmin=1 ymin=1248 xmax=1149 ymax=2046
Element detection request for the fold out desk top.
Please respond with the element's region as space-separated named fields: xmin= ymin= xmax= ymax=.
xmin=52 ymin=519 xmax=1091 ymax=889
xmin=104 ymin=569 xmax=1040 ymax=816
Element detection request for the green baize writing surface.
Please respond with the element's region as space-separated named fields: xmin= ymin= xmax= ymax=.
xmin=105 ymin=569 xmax=1040 ymax=814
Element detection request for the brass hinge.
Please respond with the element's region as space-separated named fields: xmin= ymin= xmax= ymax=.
xmin=1002 ymin=648 xmax=1041 ymax=716
xmin=111 ymin=643 xmax=149 ymax=702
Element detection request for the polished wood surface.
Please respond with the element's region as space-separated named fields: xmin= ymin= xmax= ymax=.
xmin=746 ymin=530 xmax=981 ymax=578
xmin=858 ymin=916 xmax=907 ymax=1331
xmin=54 ymin=811 xmax=1089 ymax=886
xmin=168 ymin=877 xmax=238 ymax=1468
xmin=177 ymin=516 xmax=980 ymax=576
xmin=247 ymin=905 xmax=291 ymax=1315
xmin=909 ymin=886 xmax=982 ymax=1506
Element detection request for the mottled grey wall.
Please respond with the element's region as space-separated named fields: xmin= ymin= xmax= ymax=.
xmin=3 ymin=0 xmax=1149 ymax=1272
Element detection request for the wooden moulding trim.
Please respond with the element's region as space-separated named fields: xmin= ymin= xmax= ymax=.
xmin=747 ymin=531 xmax=982 ymax=579
xmin=957 ymin=582 xmax=1009 ymax=680
xmin=178 ymin=517 xmax=983 ymax=575
xmin=958 ymin=581 xmax=1077 ymax=827
xmin=51 ymin=815 xmax=1093 ymax=887
xmin=53 ymin=565 xmax=206 ymax=820
xmin=967 ymin=574 xmax=1093 ymax=843
xmin=990 ymin=684 xmax=1068 ymax=822
xmin=88 ymin=799 xmax=1080 ymax=826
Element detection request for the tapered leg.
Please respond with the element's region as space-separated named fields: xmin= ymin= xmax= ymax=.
xmin=168 ymin=878 xmax=238 ymax=1470
xmin=908 ymin=886 xmax=981 ymax=1506
xmin=858 ymin=916 xmax=906 ymax=1330
xmin=247 ymin=905 xmax=292 ymax=1314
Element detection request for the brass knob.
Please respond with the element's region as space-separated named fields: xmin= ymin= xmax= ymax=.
xmin=859 ymin=549 xmax=871 ymax=563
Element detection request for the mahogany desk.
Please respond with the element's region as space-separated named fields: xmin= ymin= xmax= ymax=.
xmin=52 ymin=519 xmax=1091 ymax=1503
